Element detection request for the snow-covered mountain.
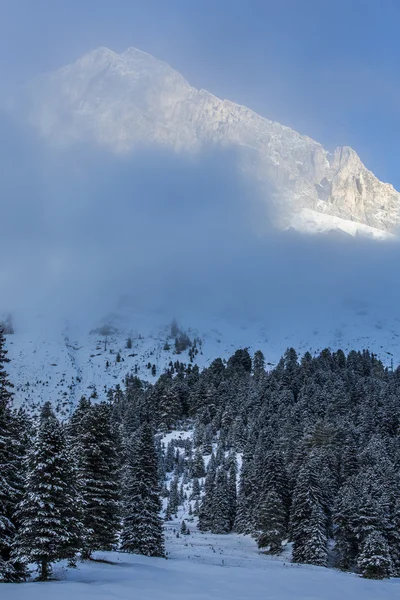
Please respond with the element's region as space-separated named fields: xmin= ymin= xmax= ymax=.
xmin=19 ymin=46 xmax=400 ymax=238
xmin=5 ymin=297 xmax=400 ymax=412
xmin=4 ymin=47 xmax=400 ymax=411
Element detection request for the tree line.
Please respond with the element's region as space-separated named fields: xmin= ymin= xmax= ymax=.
xmin=2 ymin=324 xmax=400 ymax=581
xmin=112 ymin=345 xmax=400 ymax=579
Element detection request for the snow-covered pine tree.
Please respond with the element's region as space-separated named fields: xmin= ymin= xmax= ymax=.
xmin=14 ymin=402 xmax=81 ymax=580
xmin=211 ymin=468 xmax=231 ymax=534
xmin=388 ymin=498 xmax=400 ymax=576
xmin=191 ymin=477 xmax=201 ymax=500
xmin=0 ymin=327 xmax=13 ymax=408
xmin=357 ymin=530 xmax=392 ymax=579
xmin=234 ymin=429 xmax=257 ymax=534
xmin=0 ymin=329 xmax=28 ymax=582
xmin=253 ymin=350 xmax=266 ymax=380
xmin=191 ymin=448 xmax=206 ymax=478
xmin=198 ymin=453 xmax=216 ymax=532
xmin=262 ymin=450 xmax=290 ymax=518
xmin=301 ymin=504 xmax=328 ymax=566
xmin=120 ymin=423 xmax=165 ymax=557
xmin=257 ymin=490 xmax=286 ymax=554
xmin=227 ymin=458 xmax=237 ymax=530
xmin=157 ymin=388 xmax=181 ymax=432
xmin=202 ymin=424 xmax=214 ymax=455
xmin=68 ymin=396 xmax=91 ymax=440
xmin=290 ymin=456 xmax=327 ymax=565
xmin=168 ymin=474 xmax=180 ymax=516
xmin=333 ymin=482 xmax=359 ymax=570
xmin=165 ymin=441 xmax=175 ymax=472
xmin=73 ymin=402 xmax=120 ymax=559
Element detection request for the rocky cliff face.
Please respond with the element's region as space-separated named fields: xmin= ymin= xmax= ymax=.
xmin=21 ymin=47 xmax=400 ymax=236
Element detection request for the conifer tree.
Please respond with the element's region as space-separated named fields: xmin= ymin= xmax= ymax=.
xmin=0 ymin=330 xmax=28 ymax=582
xmin=191 ymin=477 xmax=201 ymax=499
xmin=291 ymin=456 xmax=327 ymax=565
xmin=191 ymin=449 xmax=206 ymax=478
xmin=0 ymin=328 xmax=13 ymax=408
xmin=388 ymin=498 xmax=400 ymax=576
xmin=258 ymin=490 xmax=286 ymax=554
xmin=157 ymin=388 xmax=181 ymax=432
xmin=14 ymin=403 xmax=81 ymax=580
xmin=165 ymin=441 xmax=175 ymax=472
xmin=302 ymin=504 xmax=328 ymax=566
xmin=211 ymin=469 xmax=231 ymax=534
xmin=234 ymin=431 xmax=257 ymax=534
xmin=333 ymin=483 xmax=359 ymax=570
xmin=198 ymin=454 xmax=216 ymax=531
xmin=357 ymin=531 xmax=392 ymax=579
xmin=253 ymin=350 xmax=266 ymax=380
xmin=73 ymin=402 xmax=120 ymax=559
xmin=168 ymin=474 xmax=180 ymax=515
xmin=121 ymin=423 xmax=165 ymax=557
xmin=227 ymin=460 xmax=237 ymax=530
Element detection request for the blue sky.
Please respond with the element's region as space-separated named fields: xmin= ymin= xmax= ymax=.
xmin=1 ymin=0 xmax=399 ymax=188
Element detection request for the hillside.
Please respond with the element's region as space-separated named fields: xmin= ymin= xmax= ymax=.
xmin=5 ymin=299 xmax=400 ymax=411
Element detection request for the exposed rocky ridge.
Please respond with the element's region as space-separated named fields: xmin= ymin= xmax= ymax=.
xmin=21 ymin=47 xmax=400 ymax=235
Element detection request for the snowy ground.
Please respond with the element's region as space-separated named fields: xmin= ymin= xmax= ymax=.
xmin=3 ymin=533 xmax=400 ymax=600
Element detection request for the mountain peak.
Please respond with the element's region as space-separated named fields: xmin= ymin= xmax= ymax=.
xmin=20 ymin=47 xmax=400 ymax=237
xmin=121 ymin=46 xmax=166 ymax=63
xmin=74 ymin=46 xmax=182 ymax=79
xmin=76 ymin=46 xmax=118 ymax=67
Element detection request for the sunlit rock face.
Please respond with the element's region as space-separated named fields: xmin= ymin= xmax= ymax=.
xmin=20 ymin=46 xmax=400 ymax=238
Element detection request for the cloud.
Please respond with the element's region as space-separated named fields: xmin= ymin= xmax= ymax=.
xmin=1 ymin=110 xmax=400 ymax=340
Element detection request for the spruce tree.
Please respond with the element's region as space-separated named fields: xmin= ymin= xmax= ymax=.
xmin=211 ymin=469 xmax=231 ymax=534
xmin=253 ymin=350 xmax=266 ymax=380
xmin=258 ymin=490 xmax=286 ymax=554
xmin=168 ymin=474 xmax=180 ymax=515
xmin=333 ymin=483 xmax=359 ymax=570
xmin=121 ymin=423 xmax=165 ymax=557
xmin=191 ymin=449 xmax=206 ymax=478
xmin=388 ymin=498 xmax=400 ymax=576
xmin=0 ymin=330 xmax=28 ymax=582
xmin=0 ymin=328 xmax=13 ymax=408
xmin=14 ymin=403 xmax=81 ymax=580
xmin=290 ymin=456 xmax=327 ymax=565
xmin=357 ymin=531 xmax=392 ymax=579
xmin=74 ymin=402 xmax=120 ymax=559
xmin=157 ymin=388 xmax=181 ymax=432
xmin=227 ymin=460 xmax=237 ymax=530
xmin=191 ymin=477 xmax=201 ymax=499
xmin=234 ymin=430 xmax=257 ymax=534
xmin=302 ymin=504 xmax=328 ymax=566
xmin=198 ymin=454 xmax=216 ymax=531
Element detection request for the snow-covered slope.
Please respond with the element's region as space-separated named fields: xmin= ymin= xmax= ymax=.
xmin=3 ymin=543 xmax=399 ymax=599
xmin=6 ymin=301 xmax=400 ymax=412
xmin=19 ymin=47 xmax=400 ymax=237
xmin=290 ymin=208 xmax=396 ymax=240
